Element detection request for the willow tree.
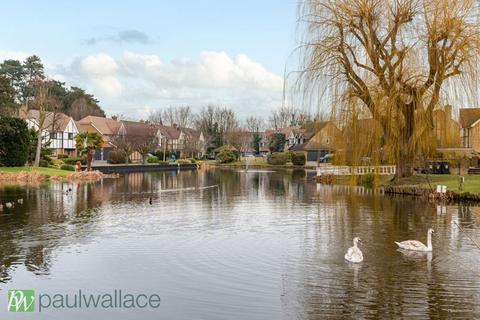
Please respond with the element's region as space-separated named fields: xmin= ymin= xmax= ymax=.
xmin=298 ymin=0 xmax=480 ymax=177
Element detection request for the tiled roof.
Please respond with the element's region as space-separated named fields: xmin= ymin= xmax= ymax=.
xmin=77 ymin=116 xmax=120 ymax=135
xmin=459 ymin=108 xmax=480 ymax=128
xmin=181 ymin=127 xmax=201 ymax=140
xmin=120 ymin=120 xmax=157 ymax=137
xmin=157 ymin=125 xmax=182 ymax=140
xmin=77 ymin=123 xmax=98 ymax=133
xmin=25 ymin=109 xmax=72 ymax=131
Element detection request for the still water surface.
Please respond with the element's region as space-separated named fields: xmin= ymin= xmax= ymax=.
xmin=0 ymin=169 xmax=479 ymax=319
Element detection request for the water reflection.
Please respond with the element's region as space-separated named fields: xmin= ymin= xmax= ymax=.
xmin=0 ymin=169 xmax=479 ymax=319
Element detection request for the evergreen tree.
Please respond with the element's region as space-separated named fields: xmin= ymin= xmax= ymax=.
xmin=0 ymin=117 xmax=30 ymax=166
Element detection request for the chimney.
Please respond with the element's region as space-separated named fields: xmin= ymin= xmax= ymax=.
xmin=173 ymin=123 xmax=178 ymax=129
xmin=111 ymin=115 xmax=118 ymax=121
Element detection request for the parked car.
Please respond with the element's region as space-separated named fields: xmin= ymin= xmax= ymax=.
xmin=416 ymin=160 xmax=450 ymax=174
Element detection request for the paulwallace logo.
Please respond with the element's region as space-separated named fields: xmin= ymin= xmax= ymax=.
xmin=8 ymin=289 xmax=35 ymax=312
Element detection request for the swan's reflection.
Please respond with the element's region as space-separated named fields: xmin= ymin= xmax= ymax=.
xmin=347 ymin=262 xmax=362 ymax=288
xmin=398 ymin=249 xmax=432 ymax=276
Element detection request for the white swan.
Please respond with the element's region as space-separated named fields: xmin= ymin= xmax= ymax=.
xmin=345 ymin=237 xmax=363 ymax=263
xmin=395 ymin=228 xmax=434 ymax=252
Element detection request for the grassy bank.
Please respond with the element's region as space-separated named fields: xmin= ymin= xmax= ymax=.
xmin=0 ymin=166 xmax=73 ymax=177
xmin=384 ymin=174 xmax=480 ymax=194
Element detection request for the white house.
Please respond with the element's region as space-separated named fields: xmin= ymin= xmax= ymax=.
xmin=23 ymin=109 xmax=79 ymax=157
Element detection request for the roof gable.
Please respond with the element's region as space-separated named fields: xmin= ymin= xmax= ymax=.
xmin=459 ymin=108 xmax=480 ymax=128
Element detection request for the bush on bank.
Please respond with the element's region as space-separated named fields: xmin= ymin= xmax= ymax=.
xmin=267 ymin=152 xmax=288 ymax=165
xmin=147 ymin=155 xmax=159 ymax=163
xmin=291 ymin=152 xmax=306 ymax=166
xmin=216 ymin=149 xmax=237 ymax=163
xmin=60 ymin=164 xmax=75 ymax=171
xmin=107 ymin=151 xmax=128 ymax=164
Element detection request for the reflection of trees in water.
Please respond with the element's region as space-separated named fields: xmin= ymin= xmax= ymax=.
xmin=0 ymin=181 xmax=108 ymax=284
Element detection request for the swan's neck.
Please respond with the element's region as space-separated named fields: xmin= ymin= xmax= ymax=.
xmin=353 ymin=241 xmax=358 ymax=248
xmin=427 ymin=232 xmax=432 ymax=250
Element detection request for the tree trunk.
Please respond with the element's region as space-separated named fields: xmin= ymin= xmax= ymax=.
xmin=396 ymin=102 xmax=415 ymax=178
xmin=33 ymin=130 xmax=43 ymax=167
xmin=87 ymin=152 xmax=93 ymax=171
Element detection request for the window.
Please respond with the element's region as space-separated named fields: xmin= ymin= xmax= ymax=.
xmin=50 ymin=132 xmax=56 ymax=139
xmin=68 ymin=133 xmax=73 ymax=140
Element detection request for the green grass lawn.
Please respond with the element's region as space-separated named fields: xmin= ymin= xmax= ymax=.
xmin=387 ymin=174 xmax=480 ymax=194
xmin=0 ymin=166 xmax=72 ymax=177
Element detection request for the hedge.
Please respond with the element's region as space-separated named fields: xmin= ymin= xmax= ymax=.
xmin=147 ymin=156 xmax=159 ymax=163
xmin=291 ymin=152 xmax=306 ymax=166
xmin=267 ymin=152 xmax=288 ymax=165
xmin=63 ymin=157 xmax=86 ymax=165
xmin=107 ymin=150 xmax=128 ymax=164
xmin=60 ymin=164 xmax=75 ymax=171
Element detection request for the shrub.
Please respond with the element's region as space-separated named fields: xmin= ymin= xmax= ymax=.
xmin=0 ymin=117 xmax=30 ymax=166
xmin=177 ymin=159 xmax=191 ymax=164
xmin=39 ymin=159 xmax=49 ymax=167
xmin=267 ymin=152 xmax=288 ymax=165
xmin=360 ymin=173 xmax=376 ymax=188
xmin=57 ymin=154 xmax=68 ymax=159
xmin=51 ymin=158 xmax=64 ymax=168
xmin=291 ymin=152 xmax=306 ymax=166
xmin=60 ymin=164 xmax=75 ymax=171
xmin=158 ymin=161 xmax=170 ymax=165
xmin=63 ymin=157 xmax=86 ymax=165
xmin=216 ymin=149 xmax=236 ymax=163
xmin=188 ymin=158 xmax=197 ymax=164
xmin=147 ymin=156 xmax=159 ymax=163
xmin=107 ymin=150 xmax=128 ymax=164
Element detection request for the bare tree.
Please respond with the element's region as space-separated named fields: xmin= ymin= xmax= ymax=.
xmin=298 ymin=0 xmax=480 ymax=177
xmin=147 ymin=110 xmax=163 ymax=125
xmin=161 ymin=105 xmax=194 ymax=128
xmin=195 ymin=105 xmax=240 ymax=148
xmin=246 ymin=116 xmax=264 ymax=133
xmin=111 ymin=134 xmax=134 ymax=164
xmin=269 ymin=106 xmax=310 ymax=129
xmin=133 ymin=132 xmax=158 ymax=163
xmin=31 ymin=81 xmax=61 ymax=167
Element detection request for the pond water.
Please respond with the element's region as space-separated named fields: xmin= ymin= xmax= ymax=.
xmin=0 ymin=169 xmax=479 ymax=319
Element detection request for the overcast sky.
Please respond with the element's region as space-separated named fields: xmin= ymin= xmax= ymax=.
xmin=0 ymin=0 xmax=297 ymax=120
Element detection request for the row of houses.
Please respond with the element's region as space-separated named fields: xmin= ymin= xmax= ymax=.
xmin=18 ymin=104 xmax=480 ymax=166
xmin=262 ymin=106 xmax=480 ymax=166
xmin=19 ymin=108 xmax=206 ymax=161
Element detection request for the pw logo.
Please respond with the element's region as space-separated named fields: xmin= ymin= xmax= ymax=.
xmin=8 ymin=289 xmax=35 ymax=312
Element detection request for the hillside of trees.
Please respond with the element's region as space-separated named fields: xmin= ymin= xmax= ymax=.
xmin=0 ymin=55 xmax=105 ymax=120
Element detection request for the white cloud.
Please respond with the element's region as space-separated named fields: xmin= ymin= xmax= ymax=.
xmin=79 ymin=53 xmax=123 ymax=97
xmin=56 ymin=51 xmax=284 ymax=119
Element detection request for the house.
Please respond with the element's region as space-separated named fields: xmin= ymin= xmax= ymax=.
xmin=284 ymin=126 xmax=315 ymax=151
xmin=157 ymin=124 xmax=206 ymax=158
xmin=459 ymin=108 xmax=480 ymax=151
xmin=22 ymin=109 xmax=80 ymax=157
xmin=181 ymin=127 xmax=207 ymax=158
xmin=303 ymin=121 xmax=343 ymax=166
xmin=433 ymin=105 xmax=461 ymax=148
xmin=118 ymin=120 xmax=158 ymax=162
xmin=263 ymin=126 xmax=315 ymax=153
xmin=77 ymin=116 xmax=121 ymax=160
